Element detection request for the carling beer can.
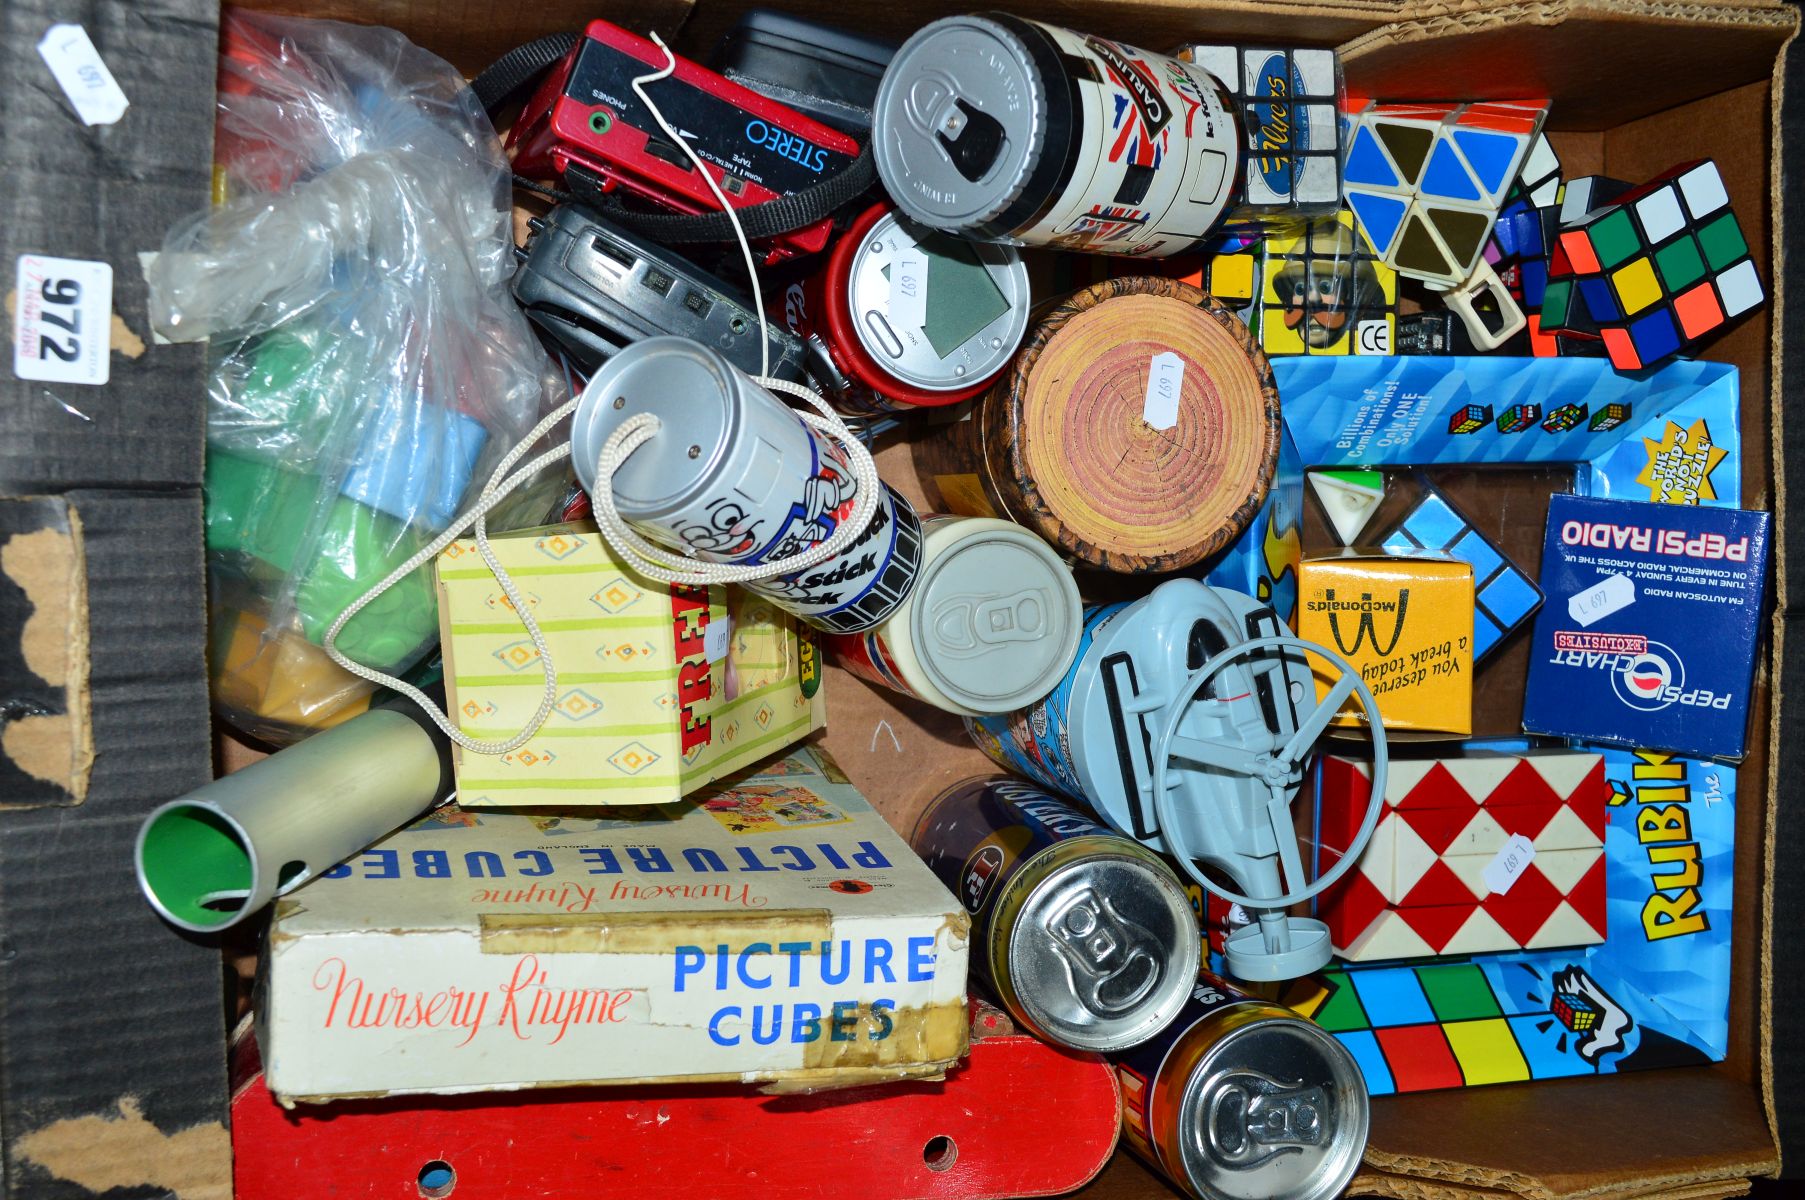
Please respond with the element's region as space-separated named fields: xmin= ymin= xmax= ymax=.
xmin=1114 ymin=972 xmax=1369 ymax=1200
xmin=964 ymin=579 xmax=1312 ymax=853
xmin=571 ymin=337 xmax=923 ymax=634
xmin=782 ymin=203 xmax=1031 ymax=414
xmin=826 ymin=515 xmax=1081 ymax=715
xmin=870 ymin=14 xmax=1241 ymax=256
xmin=912 ymin=776 xmax=1200 ymax=1051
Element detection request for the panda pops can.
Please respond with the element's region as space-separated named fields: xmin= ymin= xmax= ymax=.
xmin=826 ymin=514 xmax=1082 ymax=715
xmin=912 ymin=776 xmax=1201 ymax=1052
xmin=1114 ymin=972 xmax=1369 ymax=1200
xmin=571 ymin=337 xmax=923 ymax=634
xmin=870 ymin=15 xmax=1241 ymax=255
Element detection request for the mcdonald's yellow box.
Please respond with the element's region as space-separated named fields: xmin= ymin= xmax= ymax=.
xmin=436 ymin=523 xmax=825 ymax=807
xmin=1297 ymin=552 xmax=1474 ymax=736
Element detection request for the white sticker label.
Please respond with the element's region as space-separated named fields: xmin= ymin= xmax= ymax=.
xmin=1142 ymin=352 xmax=1184 ymax=430
xmin=704 ymin=613 xmax=733 ymax=664
xmin=1567 ymin=573 xmax=1635 ymax=627
xmin=1355 ymin=319 xmax=1392 ymax=354
xmin=1482 ymin=833 xmax=1537 ymax=896
xmin=13 ymin=255 xmax=113 ymax=386
xmin=37 ymin=25 xmax=129 ymax=127
xmin=889 ymin=255 xmax=928 ymax=330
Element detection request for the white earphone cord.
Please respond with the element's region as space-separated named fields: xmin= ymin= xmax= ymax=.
xmin=323 ymin=33 xmax=882 ymax=755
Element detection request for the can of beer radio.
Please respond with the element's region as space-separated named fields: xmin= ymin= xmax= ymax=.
xmin=826 ymin=515 xmax=1082 ymax=715
xmin=914 ymin=277 xmax=1281 ymax=574
xmin=1115 ymin=972 xmax=1369 ymax=1200
xmin=781 ymin=203 xmax=1032 ymax=414
xmin=912 ymin=776 xmax=1201 ymax=1051
xmin=963 ymin=579 xmax=1314 ymax=854
xmin=870 ymin=14 xmax=1241 ymax=256
xmin=570 ymin=337 xmax=923 ymax=634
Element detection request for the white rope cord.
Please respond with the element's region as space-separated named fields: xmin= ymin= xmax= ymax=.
xmin=321 ymin=34 xmax=885 ymax=754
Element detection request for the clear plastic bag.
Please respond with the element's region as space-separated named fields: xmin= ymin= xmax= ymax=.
xmin=146 ymin=11 xmax=565 ymax=743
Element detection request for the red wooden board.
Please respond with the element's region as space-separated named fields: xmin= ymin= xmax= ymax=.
xmin=233 ymin=1006 xmax=1121 ymax=1200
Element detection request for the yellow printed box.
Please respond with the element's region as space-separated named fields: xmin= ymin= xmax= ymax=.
xmin=437 ymin=523 xmax=825 ymax=806
xmin=1297 ymin=552 xmax=1473 ymax=736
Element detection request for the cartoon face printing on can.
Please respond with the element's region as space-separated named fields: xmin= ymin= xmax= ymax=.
xmin=871 ymin=15 xmax=1242 ymax=256
xmin=570 ymin=337 xmax=924 ymax=634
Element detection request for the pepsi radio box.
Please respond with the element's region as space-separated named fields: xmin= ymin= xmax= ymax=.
xmin=1523 ymin=496 xmax=1769 ymax=760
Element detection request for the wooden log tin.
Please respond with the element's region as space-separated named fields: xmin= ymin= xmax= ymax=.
xmin=914 ymin=276 xmax=1281 ymax=574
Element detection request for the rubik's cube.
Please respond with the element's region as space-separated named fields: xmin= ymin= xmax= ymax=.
xmin=1341 ymin=100 xmax=1548 ymax=287
xmin=1448 ymin=404 xmax=1491 ymax=435
xmin=1379 ymin=485 xmax=1541 ymax=660
xmin=1560 ymin=175 xmax=1633 ymax=225
xmin=1526 ymin=314 xmax=1607 ymax=359
xmin=1540 ymin=403 xmax=1587 ymax=434
xmin=1545 ymin=160 xmax=1764 ymax=370
xmin=1486 ymin=198 xmax=1560 ymax=308
xmin=1589 ymin=402 xmax=1632 ymax=432
xmin=1551 ymin=990 xmax=1600 ymax=1033
xmin=1199 ymin=242 xmax=1261 ymax=325
xmin=1496 ymin=403 xmax=1540 ymax=434
xmin=1258 ymin=211 xmax=1397 ymax=355
xmin=1183 ymin=45 xmax=1343 ymax=219
xmin=1314 ymin=752 xmax=1609 ymax=962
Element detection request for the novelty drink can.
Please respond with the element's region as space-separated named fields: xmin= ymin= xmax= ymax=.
xmin=912 ymin=776 xmax=1201 ymax=1052
xmin=870 ymin=14 xmax=1241 ymax=256
xmin=912 ymin=277 xmax=1281 ymax=573
xmin=826 ymin=515 xmax=1082 ymax=715
xmin=964 ymin=579 xmax=1312 ymax=851
xmin=570 ymin=337 xmax=923 ymax=634
xmin=1114 ymin=972 xmax=1369 ymax=1200
xmin=781 ymin=203 xmax=1031 ymax=414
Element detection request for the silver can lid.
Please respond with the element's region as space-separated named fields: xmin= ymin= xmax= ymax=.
xmin=912 ymin=520 xmax=1080 ymax=712
xmin=870 ymin=15 xmax=1050 ymax=233
xmin=849 ymin=211 xmax=1031 ymax=392
xmin=1007 ymin=851 xmax=1201 ymax=1052
xmin=569 ymin=337 xmax=739 ymax=522
xmin=1177 ymin=1016 xmax=1370 ymax=1200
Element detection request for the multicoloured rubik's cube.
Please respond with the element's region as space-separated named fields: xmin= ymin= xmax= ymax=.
xmin=1182 ymin=45 xmax=1344 ymax=219
xmin=1540 ymin=403 xmax=1587 ymax=434
xmin=1543 ymin=160 xmax=1763 ymax=370
xmin=1379 ymin=486 xmax=1541 ymax=660
xmin=1559 ymin=175 xmax=1632 ymax=225
xmin=1526 ymin=314 xmax=1608 ymax=359
xmin=1496 ymin=403 xmax=1540 ymax=434
xmin=1314 ymin=752 xmax=1610 ymax=962
xmin=1341 ymin=100 xmax=1549 ymax=286
xmin=1448 ymin=403 xmax=1492 ymax=435
xmin=1589 ymin=402 xmax=1632 ymax=431
xmin=1257 ymin=211 xmax=1397 ymax=355
xmin=1551 ymin=990 xmax=1600 ymax=1033
xmin=1487 ymin=199 xmax=1560 ymax=308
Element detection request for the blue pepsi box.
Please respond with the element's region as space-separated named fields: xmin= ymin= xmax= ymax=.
xmin=1523 ymin=495 xmax=1769 ymax=760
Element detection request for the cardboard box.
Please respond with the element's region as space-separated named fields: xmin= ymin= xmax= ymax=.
xmin=1523 ymin=495 xmax=1769 ymax=760
xmin=260 ymin=748 xmax=969 ymax=1102
xmin=437 ymin=522 xmax=825 ymax=807
xmin=0 ymin=0 xmax=230 ymax=1192
xmin=1298 ymin=551 xmax=1474 ymax=734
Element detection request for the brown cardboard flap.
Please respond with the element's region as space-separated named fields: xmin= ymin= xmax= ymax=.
xmin=0 ymin=496 xmax=91 ymax=808
xmin=1339 ymin=1 xmax=1796 ymax=128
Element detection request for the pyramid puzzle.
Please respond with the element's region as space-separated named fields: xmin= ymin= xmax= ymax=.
xmin=1540 ymin=160 xmax=1764 ymax=370
xmin=1184 ymin=44 xmax=1343 ymax=215
xmin=1258 ymin=210 xmax=1397 ymax=355
xmin=1377 ymin=486 xmax=1541 ymax=661
xmin=1314 ymin=752 xmax=1608 ymax=963
xmin=1341 ymin=100 xmax=1548 ymax=286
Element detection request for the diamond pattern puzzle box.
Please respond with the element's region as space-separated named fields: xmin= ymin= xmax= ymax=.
xmin=437 ymin=523 xmax=825 ymax=807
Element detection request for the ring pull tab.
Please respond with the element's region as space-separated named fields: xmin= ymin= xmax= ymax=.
xmin=1438 ymin=260 xmax=1527 ymax=351
xmin=932 ymin=587 xmax=1048 ymax=658
xmin=1043 ymin=885 xmax=1163 ymax=1016
xmin=1206 ymin=1069 xmax=1329 ymax=1170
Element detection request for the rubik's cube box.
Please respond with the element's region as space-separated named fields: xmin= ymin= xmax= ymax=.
xmin=437 ymin=522 xmax=825 ymax=807
xmin=259 ymin=748 xmax=970 ymax=1103
xmin=1523 ymin=495 xmax=1769 ymax=761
